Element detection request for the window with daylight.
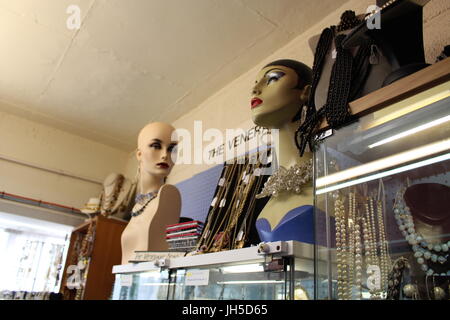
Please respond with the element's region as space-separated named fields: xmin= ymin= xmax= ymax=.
xmin=0 ymin=212 xmax=72 ymax=293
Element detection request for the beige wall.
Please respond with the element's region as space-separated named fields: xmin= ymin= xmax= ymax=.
xmin=0 ymin=110 xmax=129 ymax=213
xmin=163 ymin=0 xmax=450 ymax=185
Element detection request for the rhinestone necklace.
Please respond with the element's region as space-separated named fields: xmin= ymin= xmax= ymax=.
xmin=256 ymin=159 xmax=313 ymax=199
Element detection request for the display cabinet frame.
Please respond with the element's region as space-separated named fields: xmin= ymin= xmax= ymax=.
xmin=313 ymin=57 xmax=450 ymax=300
xmin=111 ymin=240 xmax=329 ymax=300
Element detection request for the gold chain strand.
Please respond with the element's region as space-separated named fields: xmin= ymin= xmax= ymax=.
xmin=195 ymin=162 xmax=236 ymax=252
xmin=220 ymin=156 xmax=257 ymax=251
xmin=229 ymin=159 xmax=260 ymax=250
xmin=204 ymin=162 xmax=238 ymax=251
xmin=205 ymin=159 xmax=250 ymax=252
xmin=234 ymin=159 xmax=265 ymax=249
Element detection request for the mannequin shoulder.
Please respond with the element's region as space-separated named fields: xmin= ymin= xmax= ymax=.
xmin=158 ymin=184 xmax=181 ymax=200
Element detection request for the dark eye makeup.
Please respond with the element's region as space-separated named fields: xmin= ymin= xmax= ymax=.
xmin=266 ymin=71 xmax=285 ymax=85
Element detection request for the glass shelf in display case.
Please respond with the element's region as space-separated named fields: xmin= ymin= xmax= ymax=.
xmin=314 ymin=80 xmax=450 ymax=300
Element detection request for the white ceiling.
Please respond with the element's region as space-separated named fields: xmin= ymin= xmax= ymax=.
xmin=0 ymin=0 xmax=348 ymax=151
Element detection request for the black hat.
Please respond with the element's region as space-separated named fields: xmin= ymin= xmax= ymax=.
xmin=343 ymin=0 xmax=431 ymax=85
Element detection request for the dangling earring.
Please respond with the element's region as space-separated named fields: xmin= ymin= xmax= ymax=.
xmin=135 ymin=164 xmax=141 ymax=181
xmin=135 ymin=163 xmax=141 ymax=194
xmin=300 ymin=105 xmax=307 ymax=124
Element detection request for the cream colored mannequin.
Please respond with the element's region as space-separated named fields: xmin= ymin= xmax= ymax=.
xmin=121 ymin=122 xmax=181 ymax=264
xmin=251 ymin=62 xmax=313 ymax=230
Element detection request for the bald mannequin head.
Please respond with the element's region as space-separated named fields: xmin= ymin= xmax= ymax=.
xmin=137 ymin=122 xmax=178 ymax=180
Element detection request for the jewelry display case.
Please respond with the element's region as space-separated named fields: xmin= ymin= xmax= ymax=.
xmin=313 ymin=62 xmax=450 ymax=300
xmin=111 ymin=241 xmax=329 ymax=300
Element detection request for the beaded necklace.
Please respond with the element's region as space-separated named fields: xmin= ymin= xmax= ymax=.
xmin=393 ymin=187 xmax=450 ymax=276
xmin=295 ymin=12 xmax=372 ymax=156
xmin=131 ymin=190 xmax=158 ymax=217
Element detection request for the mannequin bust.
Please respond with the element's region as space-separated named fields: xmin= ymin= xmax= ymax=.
xmin=100 ymin=172 xmax=133 ymax=218
xmin=120 ymin=122 xmax=181 ymax=264
xmin=250 ymin=59 xmax=314 ymax=243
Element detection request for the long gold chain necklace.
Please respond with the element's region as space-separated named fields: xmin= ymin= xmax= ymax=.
xmin=208 ymin=158 xmax=253 ymax=252
xmin=233 ymin=159 xmax=265 ymax=249
xmin=226 ymin=157 xmax=262 ymax=250
xmin=195 ymin=161 xmax=237 ymax=253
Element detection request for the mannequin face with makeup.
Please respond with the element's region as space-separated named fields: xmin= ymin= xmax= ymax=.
xmin=137 ymin=122 xmax=178 ymax=179
xmin=251 ymin=65 xmax=310 ymax=128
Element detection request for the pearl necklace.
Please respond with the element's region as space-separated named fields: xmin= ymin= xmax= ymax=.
xmin=255 ymin=159 xmax=313 ymax=199
xmin=335 ymin=189 xmax=391 ymax=300
xmin=363 ymin=196 xmax=391 ymax=299
xmin=394 ymin=187 xmax=450 ymax=276
xmin=335 ymin=192 xmax=364 ymax=300
xmin=334 ymin=195 xmax=348 ymax=300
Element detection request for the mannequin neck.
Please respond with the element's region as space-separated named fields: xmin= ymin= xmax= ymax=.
xmin=275 ymin=120 xmax=311 ymax=168
xmin=139 ymin=173 xmax=164 ymax=195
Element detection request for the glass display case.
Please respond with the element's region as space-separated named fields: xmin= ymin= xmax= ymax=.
xmin=111 ymin=241 xmax=327 ymax=300
xmin=314 ymin=80 xmax=450 ymax=300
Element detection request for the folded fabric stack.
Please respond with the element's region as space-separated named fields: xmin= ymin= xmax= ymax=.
xmin=166 ymin=220 xmax=204 ymax=252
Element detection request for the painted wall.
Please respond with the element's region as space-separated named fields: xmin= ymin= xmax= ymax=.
xmin=0 ymin=110 xmax=129 ymax=221
xmin=160 ymin=0 xmax=450 ymax=185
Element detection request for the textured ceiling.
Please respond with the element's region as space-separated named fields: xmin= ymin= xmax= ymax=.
xmin=0 ymin=0 xmax=348 ymax=151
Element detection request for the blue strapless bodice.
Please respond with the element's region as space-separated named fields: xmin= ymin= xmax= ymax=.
xmin=255 ymin=205 xmax=314 ymax=244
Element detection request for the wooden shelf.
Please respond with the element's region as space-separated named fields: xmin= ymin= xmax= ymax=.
xmin=319 ymin=57 xmax=450 ymax=131
xmin=60 ymin=215 xmax=127 ymax=300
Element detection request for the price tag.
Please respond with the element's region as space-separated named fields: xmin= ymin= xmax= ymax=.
xmin=236 ymin=230 xmax=244 ymax=241
xmin=254 ymin=168 xmax=261 ymax=176
xmin=219 ymin=199 xmax=226 ymax=207
xmin=185 ymin=269 xmax=209 ymax=286
xmin=218 ymin=178 xmax=225 ymax=186
xmin=211 ymin=197 xmax=217 ymax=206
xmin=332 ymin=49 xmax=337 ymax=59
xmin=120 ymin=274 xmax=133 ymax=287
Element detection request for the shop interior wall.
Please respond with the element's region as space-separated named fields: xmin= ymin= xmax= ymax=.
xmin=0 ymin=110 xmax=129 ymax=225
